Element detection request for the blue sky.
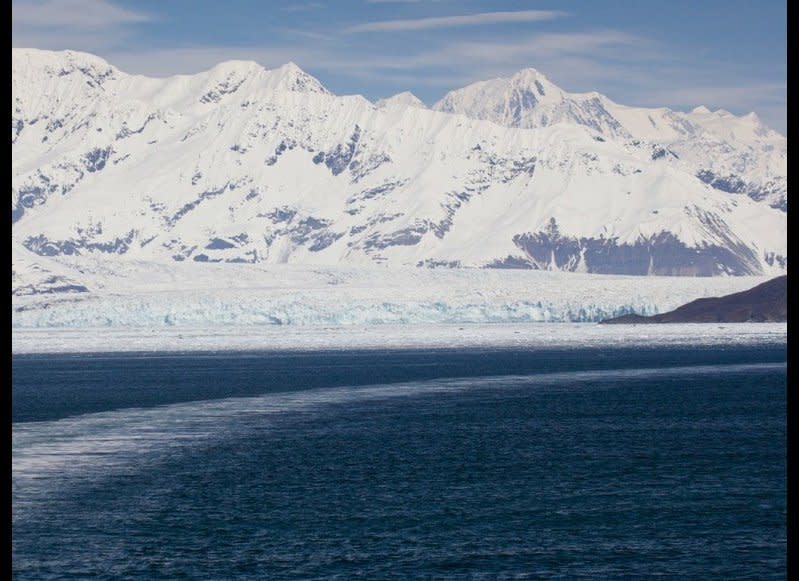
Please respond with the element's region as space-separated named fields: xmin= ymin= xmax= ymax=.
xmin=12 ymin=0 xmax=787 ymax=133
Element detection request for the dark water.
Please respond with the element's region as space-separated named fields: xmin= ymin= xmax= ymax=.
xmin=13 ymin=345 xmax=786 ymax=578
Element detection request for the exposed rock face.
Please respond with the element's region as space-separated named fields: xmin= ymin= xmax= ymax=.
xmin=600 ymin=275 xmax=787 ymax=323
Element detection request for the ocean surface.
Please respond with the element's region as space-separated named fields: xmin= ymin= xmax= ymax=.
xmin=13 ymin=344 xmax=786 ymax=578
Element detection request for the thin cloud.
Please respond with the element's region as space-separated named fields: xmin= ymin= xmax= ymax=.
xmin=279 ymin=27 xmax=335 ymax=41
xmin=12 ymin=0 xmax=153 ymax=51
xmin=345 ymin=10 xmax=565 ymax=33
xmin=321 ymin=30 xmax=645 ymax=72
xmin=12 ymin=0 xmax=152 ymax=30
xmin=283 ymin=2 xmax=324 ymax=11
xmin=365 ymin=0 xmax=452 ymax=3
xmin=441 ymin=31 xmax=647 ymax=64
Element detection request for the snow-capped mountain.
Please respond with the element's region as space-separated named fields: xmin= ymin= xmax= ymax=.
xmin=375 ymin=91 xmax=426 ymax=110
xmin=12 ymin=48 xmax=787 ymax=289
xmin=433 ymin=68 xmax=786 ymax=211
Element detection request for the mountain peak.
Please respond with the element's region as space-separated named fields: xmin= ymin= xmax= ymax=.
xmin=12 ymin=47 xmax=118 ymax=80
xmin=375 ymin=91 xmax=426 ymax=109
xmin=278 ymin=61 xmax=303 ymax=72
xmin=13 ymin=47 xmax=113 ymax=67
xmin=433 ymin=65 xmax=567 ymax=111
xmin=509 ymin=67 xmax=551 ymax=84
xmin=203 ymin=59 xmax=329 ymax=95
xmin=209 ymin=58 xmax=263 ymax=71
xmin=432 ymin=66 xmax=569 ymax=126
xmin=268 ymin=61 xmax=329 ymax=94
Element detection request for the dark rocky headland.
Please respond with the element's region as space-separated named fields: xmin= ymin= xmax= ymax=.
xmin=601 ymin=275 xmax=787 ymax=324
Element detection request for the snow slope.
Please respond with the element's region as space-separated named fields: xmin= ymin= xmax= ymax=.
xmin=375 ymin=91 xmax=426 ymax=110
xmin=433 ymin=68 xmax=787 ymax=212
xmin=12 ymin=49 xmax=786 ymax=281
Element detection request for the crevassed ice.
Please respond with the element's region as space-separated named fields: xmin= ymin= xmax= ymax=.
xmin=11 ymin=297 xmax=662 ymax=328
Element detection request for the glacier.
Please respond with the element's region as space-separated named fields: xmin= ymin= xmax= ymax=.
xmin=11 ymin=260 xmax=774 ymax=329
xmin=12 ymin=294 xmax=663 ymax=328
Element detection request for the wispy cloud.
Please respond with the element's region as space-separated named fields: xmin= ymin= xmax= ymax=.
xmin=345 ymin=10 xmax=565 ymax=33
xmin=282 ymin=2 xmax=324 ymax=12
xmin=364 ymin=0 xmax=454 ymax=4
xmin=12 ymin=0 xmax=151 ymax=30
xmin=365 ymin=0 xmax=452 ymax=3
xmin=12 ymin=0 xmax=153 ymax=51
xmin=321 ymin=30 xmax=646 ymax=76
xmin=440 ymin=31 xmax=646 ymax=66
xmin=278 ymin=27 xmax=335 ymax=41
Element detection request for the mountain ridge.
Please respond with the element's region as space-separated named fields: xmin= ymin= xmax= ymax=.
xmin=11 ymin=48 xmax=787 ymax=285
xmin=433 ymin=68 xmax=786 ymax=212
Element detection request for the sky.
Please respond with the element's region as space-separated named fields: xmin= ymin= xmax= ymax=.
xmin=12 ymin=0 xmax=787 ymax=133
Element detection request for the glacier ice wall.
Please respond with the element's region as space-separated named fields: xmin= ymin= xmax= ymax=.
xmin=11 ymin=262 xmax=772 ymax=329
xmin=12 ymin=295 xmax=666 ymax=328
